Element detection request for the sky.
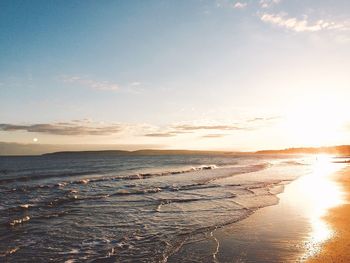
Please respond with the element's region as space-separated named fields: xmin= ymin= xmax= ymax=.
xmin=1 ymin=0 xmax=350 ymax=154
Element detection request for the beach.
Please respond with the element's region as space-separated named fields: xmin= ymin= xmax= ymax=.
xmin=307 ymin=165 xmax=350 ymax=262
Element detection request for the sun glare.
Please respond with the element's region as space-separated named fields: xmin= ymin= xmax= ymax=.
xmin=300 ymin=155 xmax=346 ymax=257
xmin=284 ymin=101 xmax=346 ymax=146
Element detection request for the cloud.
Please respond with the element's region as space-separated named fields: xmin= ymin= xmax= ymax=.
xmin=141 ymin=123 xmax=247 ymax=138
xmin=173 ymin=124 xmax=244 ymax=131
xmin=234 ymin=2 xmax=247 ymax=9
xmin=202 ymin=134 xmax=227 ymax=138
xmin=259 ymin=0 xmax=281 ymax=9
xmin=142 ymin=123 xmax=250 ymax=138
xmin=0 ymin=116 xmax=281 ymax=138
xmin=143 ymin=129 xmax=191 ymax=137
xmin=130 ymin=82 xmax=141 ymax=86
xmin=215 ymin=0 xmax=246 ymax=9
xmin=247 ymin=116 xmax=281 ymax=122
xmin=260 ymin=13 xmax=349 ymax=32
xmin=62 ymin=75 xmax=119 ymax=91
xmin=0 ymin=121 xmax=123 ymax=136
xmin=141 ymin=124 xmax=245 ymax=138
xmin=144 ymin=132 xmax=177 ymax=137
xmin=247 ymin=117 xmax=266 ymax=122
xmin=217 ymin=0 xmax=350 ymax=35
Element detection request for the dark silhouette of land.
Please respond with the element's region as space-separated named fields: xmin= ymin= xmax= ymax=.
xmin=42 ymin=145 xmax=350 ymax=157
xmin=42 ymin=149 xmax=237 ymax=156
xmin=256 ymin=145 xmax=350 ymax=156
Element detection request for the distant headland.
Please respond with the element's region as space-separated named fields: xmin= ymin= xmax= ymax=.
xmin=42 ymin=145 xmax=350 ymax=157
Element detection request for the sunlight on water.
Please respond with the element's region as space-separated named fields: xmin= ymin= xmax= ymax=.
xmin=300 ymin=155 xmax=345 ymax=258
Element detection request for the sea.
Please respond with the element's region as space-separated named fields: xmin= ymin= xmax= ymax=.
xmin=0 ymin=153 xmax=317 ymax=262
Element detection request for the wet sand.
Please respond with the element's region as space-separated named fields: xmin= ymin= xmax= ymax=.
xmin=211 ymin=177 xmax=314 ymax=262
xmin=307 ymin=165 xmax=350 ymax=262
xmin=169 ymin=179 xmax=311 ymax=262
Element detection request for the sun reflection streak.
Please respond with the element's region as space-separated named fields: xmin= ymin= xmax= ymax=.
xmin=301 ymin=155 xmax=346 ymax=257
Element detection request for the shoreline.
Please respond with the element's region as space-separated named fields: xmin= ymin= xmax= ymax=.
xmin=168 ymin=158 xmax=348 ymax=262
xmin=213 ymin=160 xmax=349 ymax=262
xmin=307 ymin=165 xmax=350 ymax=262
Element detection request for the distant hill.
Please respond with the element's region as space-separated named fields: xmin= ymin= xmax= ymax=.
xmin=256 ymin=145 xmax=350 ymax=156
xmin=42 ymin=149 xmax=238 ymax=157
xmin=0 ymin=142 xmax=164 ymax=156
xmin=22 ymin=145 xmax=350 ymax=157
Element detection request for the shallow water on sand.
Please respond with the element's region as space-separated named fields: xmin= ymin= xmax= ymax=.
xmin=169 ymin=156 xmax=348 ymax=263
xmin=0 ymin=154 xmax=315 ymax=262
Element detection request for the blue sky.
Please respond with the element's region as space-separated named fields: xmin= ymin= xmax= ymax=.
xmin=1 ymin=0 xmax=350 ymax=153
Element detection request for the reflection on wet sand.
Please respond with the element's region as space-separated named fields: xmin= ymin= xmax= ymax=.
xmin=190 ymin=155 xmax=347 ymax=262
xmin=299 ymin=155 xmax=345 ymax=258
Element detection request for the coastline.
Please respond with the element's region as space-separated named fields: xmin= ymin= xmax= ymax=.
xmin=307 ymin=165 xmax=350 ymax=262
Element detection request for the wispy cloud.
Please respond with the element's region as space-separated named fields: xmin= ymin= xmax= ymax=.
xmin=0 ymin=120 xmax=123 ymax=136
xmin=173 ymin=124 xmax=244 ymax=131
xmin=142 ymin=122 xmax=253 ymax=138
xmin=201 ymin=134 xmax=227 ymax=138
xmin=144 ymin=132 xmax=177 ymax=137
xmin=247 ymin=116 xmax=281 ymax=123
xmin=217 ymin=0 xmax=350 ymax=34
xmin=172 ymin=117 xmax=279 ymax=133
xmin=141 ymin=116 xmax=280 ymax=138
xmin=234 ymin=2 xmax=247 ymax=9
xmin=130 ymin=82 xmax=141 ymax=86
xmin=62 ymin=75 xmax=119 ymax=91
xmin=142 ymin=129 xmax=191 ymax=137
xmin=260 ymin=13 xmax=349 ymax=32
xmin=259 ymin=0 xmax=281 ymax=9
xmin=0 ymin=116 xmax=281 ymax=138
xmin=216 ymin=0 xmax=246 ymax=10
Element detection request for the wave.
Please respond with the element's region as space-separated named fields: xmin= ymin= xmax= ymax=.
xmin=280 ymin=160 xmax=309 ymax=166
xmin=3 ymin=179 xmax=278 ymax=227
xmin=332 ymin=159 xmax=350 ymax=164
xmin=199 ymin=163 xmax=271 ymax=184
xmin=5 ymin=211 xmax=70 ymax=229
xmin=156 ymin=193 xmax=237 ymax=212
xmin=1 ymin=162 xmax=281 ymax=239
xmin=0 ymin=247 xmax=20 ymax=257
xmin=0 ymin=164 xmax=218 ymax=186
xmin=3 ymin=163 xmax=273 ymax=215
xmin=8 ymin=215 xmax=31 ymax=227
xmin=0 ymin=170 xmax=101 ymax=185
xmin=3 ymin=164 xmax=220 ymax=193
xmin=120 ymin=164 xmax=218 ymax=180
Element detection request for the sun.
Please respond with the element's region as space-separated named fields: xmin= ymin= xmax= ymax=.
xmin=33 ymin=138 xmax=38 ymax=143
xmin=283 ymin=99 xmax=346 ymax=146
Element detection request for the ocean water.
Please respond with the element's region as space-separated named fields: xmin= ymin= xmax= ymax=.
xmin=0 ymin=153 xmax=313 ymax=262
